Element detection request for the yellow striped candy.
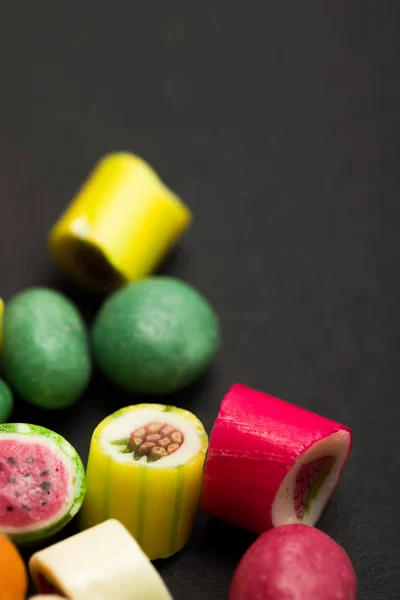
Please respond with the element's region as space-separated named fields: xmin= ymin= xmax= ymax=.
xmin=80 ymin=404 xmax=208 ymax=560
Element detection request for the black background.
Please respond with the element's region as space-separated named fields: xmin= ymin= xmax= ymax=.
xmin=1 ymin=2 xmax=399 ymax=598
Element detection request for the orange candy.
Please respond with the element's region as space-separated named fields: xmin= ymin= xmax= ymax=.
xmin=0 ymin=534 xmax=28 ymax=600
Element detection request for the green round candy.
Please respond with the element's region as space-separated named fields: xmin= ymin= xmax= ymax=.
xmin=0 ymin=379 xmax=13 ymax=422
xmin=2 ymin=288 xmax=91 ymax=409
xmin=92 ymin=277 xmax=221 ymax=394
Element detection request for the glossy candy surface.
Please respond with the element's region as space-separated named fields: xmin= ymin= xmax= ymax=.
xmin=81 ymin=404 xmax=208 ymax=560
xmin=0 ymin=534 xmax=28 ymax=600
xmin=49 ymin=152 xmax=191 ymax=293
xmin=201 ymin=384 xmax=352 ymax=533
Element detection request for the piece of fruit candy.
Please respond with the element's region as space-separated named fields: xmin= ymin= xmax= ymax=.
xmin=0 ymin=423 xmax=86 ymax=544
xmin=28 ymin=596 xmax=65 ymax=599
xmin=29 ymin=519 xmax=173 ymax=599
xmin=0 ymin=298 xmax=4 ymax=349
xmin=230 ymin=524 xmax=357 ymax=600
xmin=201 ymin=384 xmax=352 ymax=533
xmin=49 ymin=152 xmax=192 ymax=293
xmin=91 ymin=277 xmax=220 ymax=394
xmin=0 ymin=534 xmax=28 ymax=600
xmin=0 ymin=380 xmax=13 ymax=423
xmin=28 ymin=596 xmax=65 ymax=600
xmin=2 ymin=288 xmax=91 ymax=409
xmin=80 ymin=404 xmax=208 ymax=560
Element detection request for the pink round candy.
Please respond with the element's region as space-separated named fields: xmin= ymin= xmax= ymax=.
xmin=230 ymin=524 xmax=357 ymax=600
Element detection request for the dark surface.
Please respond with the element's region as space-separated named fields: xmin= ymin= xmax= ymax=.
xmin=0 ymin=2 xmax=399 ymax=598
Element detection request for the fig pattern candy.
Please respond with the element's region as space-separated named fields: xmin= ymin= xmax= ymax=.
xmin=201 ymin=384 xmax=352 ymax=534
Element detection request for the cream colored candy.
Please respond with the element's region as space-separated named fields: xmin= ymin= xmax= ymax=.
xmin=28 ymin=596 xmax=66 ymax=599
xmin=29 ymin=519 xmax=173 ymax=600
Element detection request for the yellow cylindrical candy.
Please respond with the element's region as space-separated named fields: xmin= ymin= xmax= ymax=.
xmin=80 ymin=404 xmax=208 ymax=560
xmin=49 ymin=153 xmax=192 ymax=293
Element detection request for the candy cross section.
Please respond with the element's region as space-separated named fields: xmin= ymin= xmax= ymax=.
xmin=80 ymin=404 xmax=208 ymax=560
xmin=0 ymin=423 xmax=86 ymax=544
xmin=128 ymin=421 xmax=185 ymax=462
xmin=200 ymin=384 xmax=352 ymax=533
xmin=29 ymin=519 xmax=173 ymax=600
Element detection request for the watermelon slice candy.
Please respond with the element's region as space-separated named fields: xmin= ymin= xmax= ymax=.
xmin=201 ymin=384 xmax=352 ymax=533
xmin=0 ymin=423 xmax=86 ymax=544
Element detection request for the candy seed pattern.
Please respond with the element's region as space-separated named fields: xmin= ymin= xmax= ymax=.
xmin=0 ymin=438 xmax=70 ymax=527
xmin=130 ymin=422 xmax=185 ymax=462
xmin=112 ymin=422 xmax=185 ymax=463
xmin=294 ymin=456 xmax=335 ymax=518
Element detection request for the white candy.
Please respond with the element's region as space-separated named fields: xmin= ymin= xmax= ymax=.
xmin=28 ymin=596 xmax=65 ymax=599
xmin=29 ymin=519 xmax=173 ymax=600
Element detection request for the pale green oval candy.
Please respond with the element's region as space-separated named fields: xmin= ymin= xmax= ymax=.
xmin=92 ymin=277 xmax=221 ymax=394
xmin=2 ymin=288 xmax=91 ymax=409
xmin=0 ymin=379 xmax=13 ymax=423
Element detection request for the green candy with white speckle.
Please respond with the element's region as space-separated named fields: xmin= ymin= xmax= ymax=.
xmin=0 ymin=379 xmax=13 ymax=423
xmin=92 ymin=277 xmax=221 ymax=394
xmin=2 ymin=288 xmax=91 ymax=409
